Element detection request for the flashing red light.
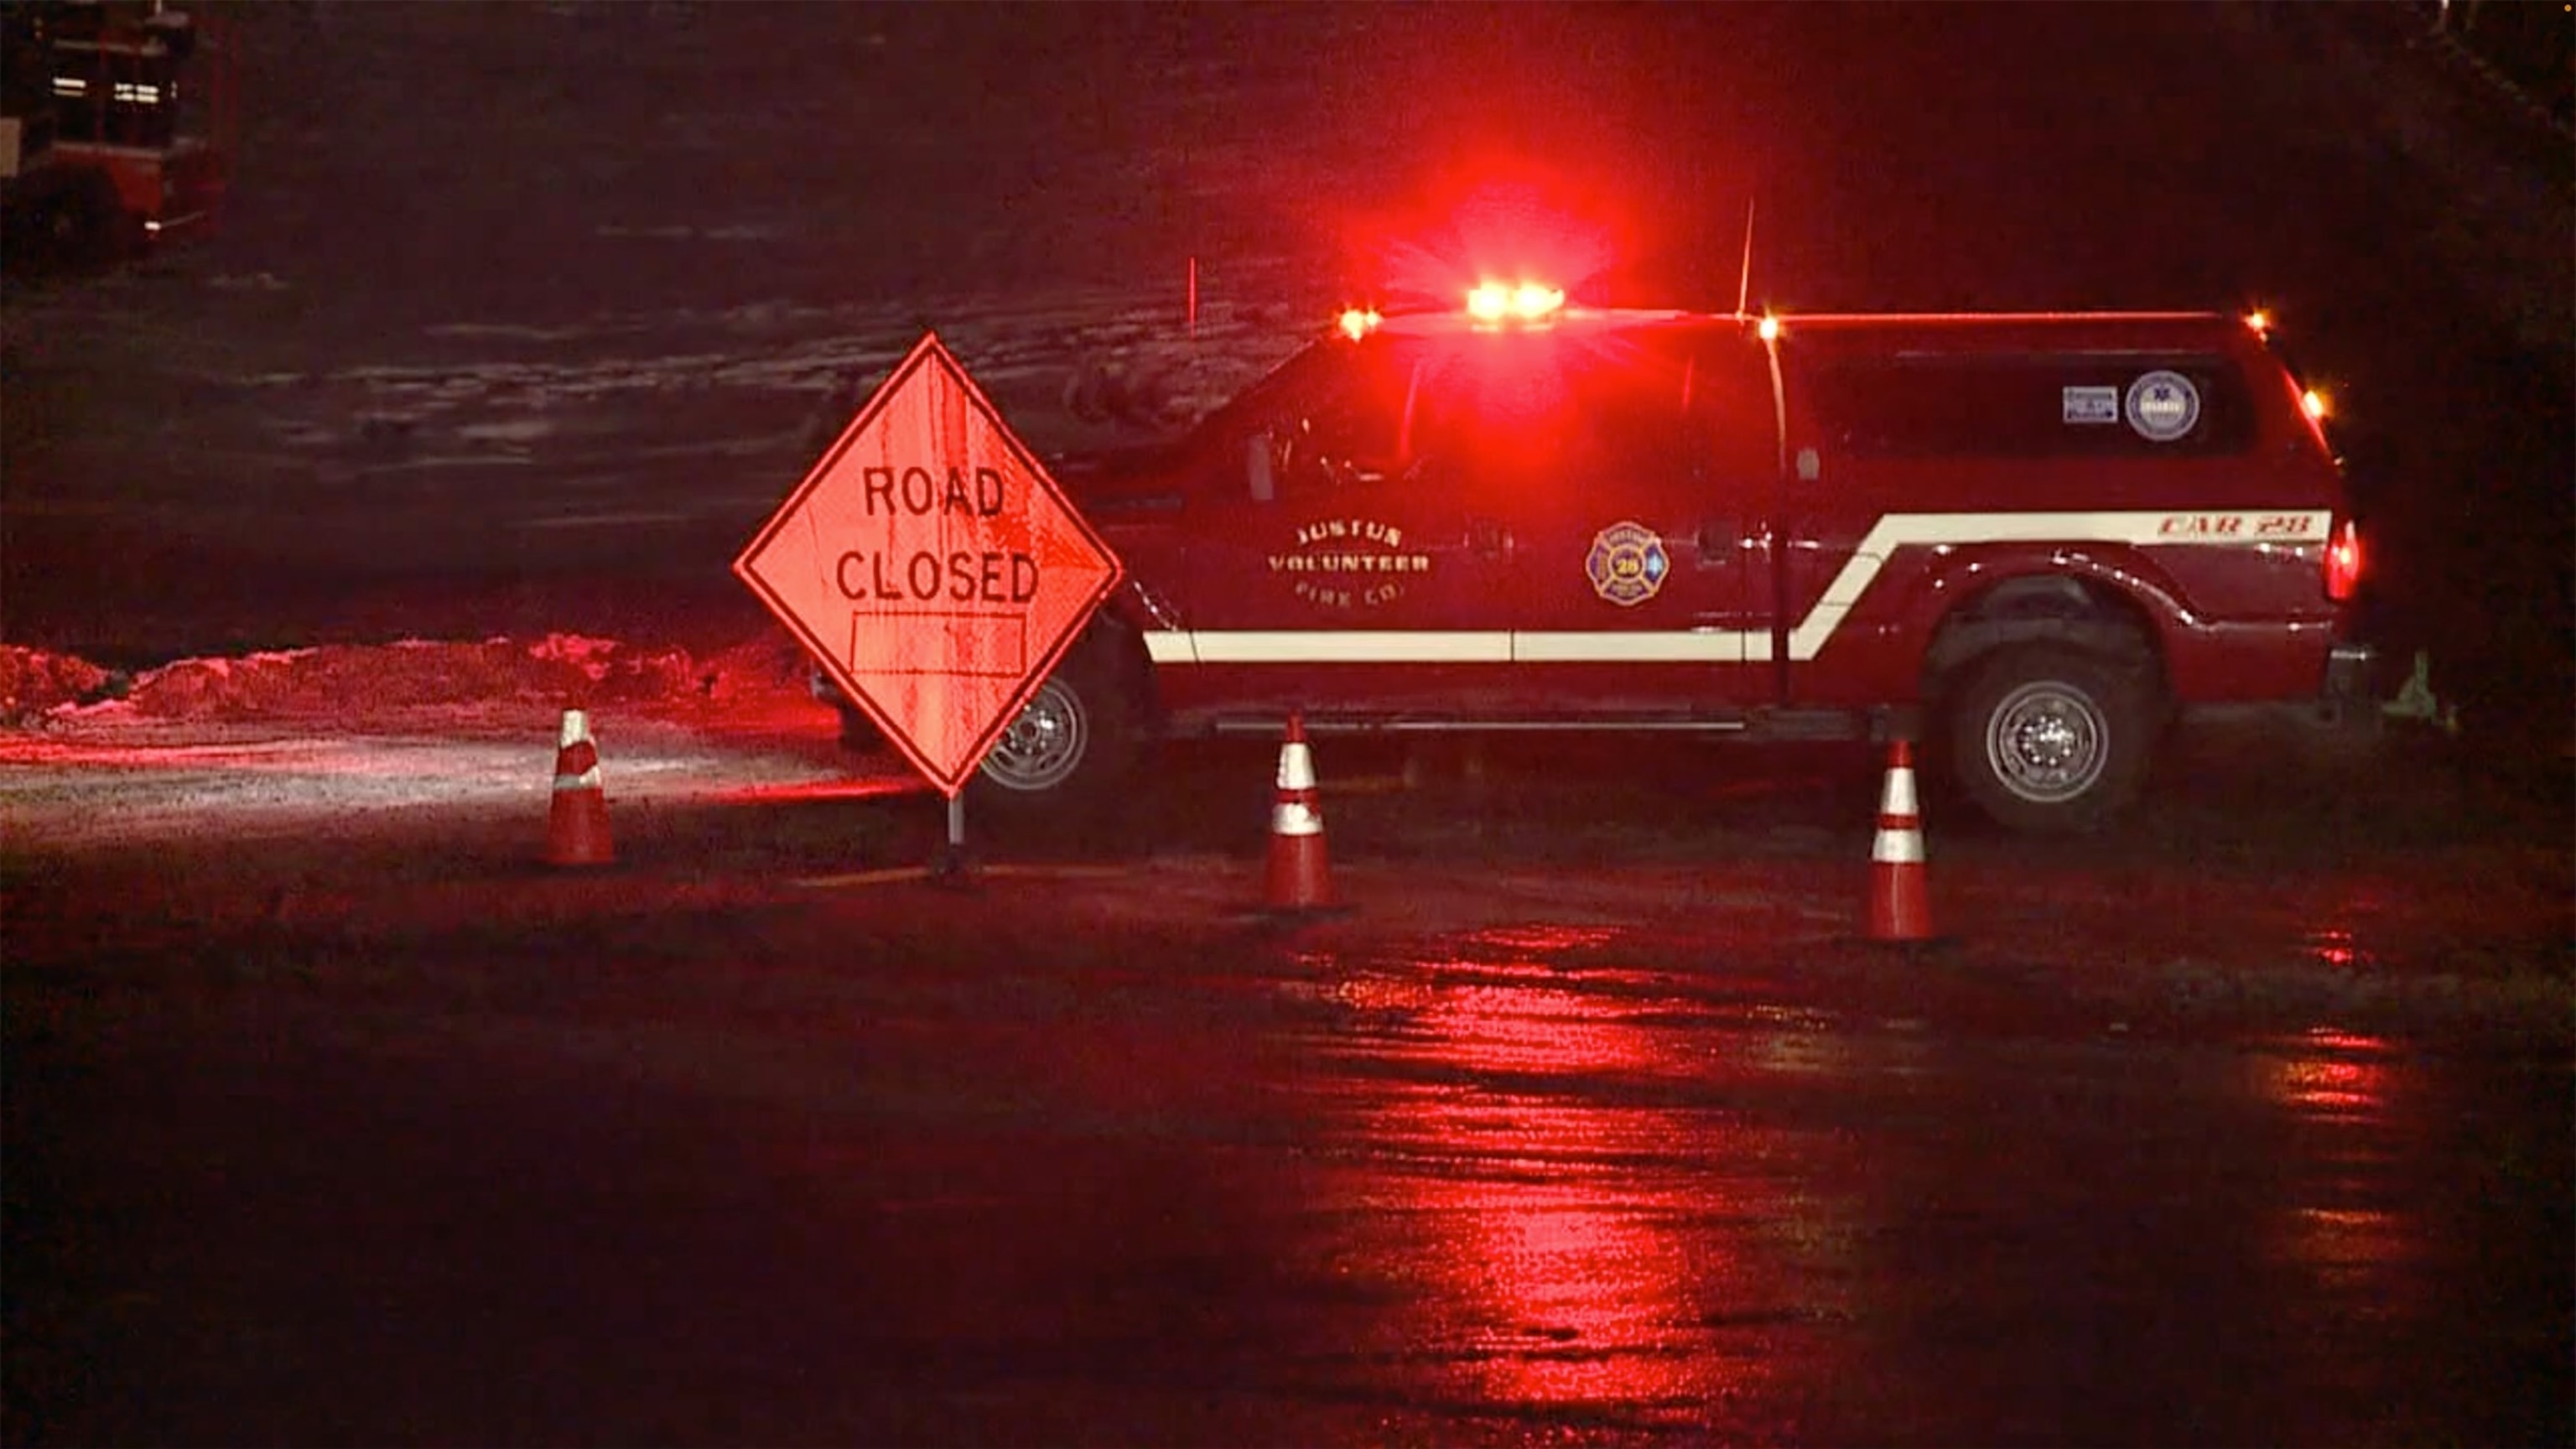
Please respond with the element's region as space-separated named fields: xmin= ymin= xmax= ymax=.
xmin=1338 ymin=307 xmax=1383 ymax=340
xmin=2324 ymin=517 xmax=2363 ymax=602
xmin=1467 ymin=280 xmax=1564 ymax=324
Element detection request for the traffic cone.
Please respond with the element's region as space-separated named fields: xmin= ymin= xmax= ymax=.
xmin=1263 ymin=711 xmax=1333 ymax=912
xmin=545 ymin=708 xmax=614 ymax=867
xmin=1867 ymin=739 xmax=1934 ymax=944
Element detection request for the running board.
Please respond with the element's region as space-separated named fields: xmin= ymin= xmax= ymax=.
xmin=1208 ymin=717 xmax=1749 ymax=736
xmin=1203 ymin=710 xmax=1869 ymax=741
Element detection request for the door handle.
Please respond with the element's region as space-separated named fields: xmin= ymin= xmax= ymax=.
xmin=1696 ymin=517 xmax=1737 ymax=566
xmin=1469 ymin=517 xmax=1509 ymax=558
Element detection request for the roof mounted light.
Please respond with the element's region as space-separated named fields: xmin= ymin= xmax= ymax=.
xmin=1337 ymin=306 xmax=1383 ymax=341
xmin=1466 ymin=280 xmax=1564 ymax=325
xmin=2244 ymin=309 xmax=2271 ymax=336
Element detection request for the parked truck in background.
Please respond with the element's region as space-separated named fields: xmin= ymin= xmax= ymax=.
xmin=2 ymin=0 xmax=230 ymax=270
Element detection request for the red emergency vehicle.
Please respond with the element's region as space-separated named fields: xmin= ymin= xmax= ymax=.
xmin=887 ymin=287 xmax=2373 ymax=834
xmin=1 ymin=2 xmax=231 ymax=265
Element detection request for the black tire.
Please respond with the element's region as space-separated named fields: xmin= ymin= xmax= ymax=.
xmin=835 ymin=703 xmax=882 ymax=752
xmin=1944 ymin=643 xmax=2158 ymax=834
xmin=966 ymin=626 xmax=1144 ymax=817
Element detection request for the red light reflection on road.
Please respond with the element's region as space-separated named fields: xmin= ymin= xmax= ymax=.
xmin=2298 ymin=886 xmax=2397 ymax=970
xmin=2257 ymin=1027 xmax=2397 ymax=1119
xmin=2303 ymin=925 xmax=2367 ymax=969
xmin=2251 ymin=1028 xmax=2428 ymax=1303
xmin=1306 ymin=932 xmax=1850 ymax=1424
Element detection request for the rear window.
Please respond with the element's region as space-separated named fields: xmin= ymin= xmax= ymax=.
xmin=1806 ymin=354 xmax=2258 ymax=459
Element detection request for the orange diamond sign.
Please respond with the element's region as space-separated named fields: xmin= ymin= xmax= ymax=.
xmin=735 ymin=333 xmax=1124 ymax=796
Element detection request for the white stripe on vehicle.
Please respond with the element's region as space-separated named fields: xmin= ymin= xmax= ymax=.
xmin=1514 ymin=631 xmax=1752 ymax=662
xmin=1142 ymin=510 xmax=2329 ymax=667
xmin=1151 ymin=631 xmax=1514 ymax=664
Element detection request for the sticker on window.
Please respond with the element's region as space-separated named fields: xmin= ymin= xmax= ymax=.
xmin=2124 ymin=371 xmax=2202 ymax=442
xmin=2062 ymin=385 xmax=2119 ymax=425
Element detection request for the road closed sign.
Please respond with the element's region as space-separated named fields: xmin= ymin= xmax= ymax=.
xmin=735 ymin=333 xmax=1124 ymax=796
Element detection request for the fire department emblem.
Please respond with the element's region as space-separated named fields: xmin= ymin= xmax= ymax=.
xmin=1586 ymin=521 xmax=1669 ymax=607
xmin=2124 ymin=370 xmax=2201 ymax=442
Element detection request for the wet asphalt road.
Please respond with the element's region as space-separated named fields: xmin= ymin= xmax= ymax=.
xmin=5 ymin=726 xmax=2570 ymax=1448
xmin=3 ymin=3 xmax=2571 ymax=1441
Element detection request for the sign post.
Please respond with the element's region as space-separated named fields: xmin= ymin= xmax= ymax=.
xmin=734 ymin=332 xmax=1124 ymax=880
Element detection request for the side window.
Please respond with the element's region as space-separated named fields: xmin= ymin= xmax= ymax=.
xmin=1566 ymin=337 xmax=1696 ymax=482
xmin=1681 ymin=335 xmax=1782 ymax=485
xmin=1385 ymin=330 xmax=1778 ymax=499
xmin=1408 ymin=343 xmax=1578 ymax=486
xmin=1270 ymin=344 xmax=1423 ymax=498
xmin=1550 ymin=330 xmax=1774 ymax=490
xmin=1808 ymin=355 xmax=2257 ymax=458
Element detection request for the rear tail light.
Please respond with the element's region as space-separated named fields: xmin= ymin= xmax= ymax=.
xmin=2324 ymin=517 xmax=2363 ymax=602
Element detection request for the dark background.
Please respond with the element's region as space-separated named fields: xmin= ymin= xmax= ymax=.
xmin=3 ymin=1 xmax=2568 ymax=753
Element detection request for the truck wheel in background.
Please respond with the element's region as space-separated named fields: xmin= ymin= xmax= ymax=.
xmin=1945 ymin=643 xmax=2158 ymax=834
xmin=969 ymin=626 xmax=1144 ymax=817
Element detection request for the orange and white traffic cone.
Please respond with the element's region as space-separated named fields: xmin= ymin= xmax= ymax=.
xmin=1867 ymin=739 xmax=1934 ymax=944
xmin=545 ymin=707 xmax=614 ymax=868
xmin=1263 ymin=710 xmax=1333 ymax=912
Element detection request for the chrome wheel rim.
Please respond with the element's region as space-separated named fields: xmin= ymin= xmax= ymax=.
xmin=1985 ymin=680 xmax=2107 ymax=804
xmin=981 ymin=677 xmax=1088 ymax=792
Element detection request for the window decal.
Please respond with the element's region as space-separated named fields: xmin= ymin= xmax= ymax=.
xmin=2124 ymin=370 xmax=2203 ymax=442
xmin=2062 ymin=386 xmax=2120 ymax=424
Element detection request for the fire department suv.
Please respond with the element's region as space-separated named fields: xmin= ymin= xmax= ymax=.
xmin=888 ymin=290 xmax=2374 ymax=834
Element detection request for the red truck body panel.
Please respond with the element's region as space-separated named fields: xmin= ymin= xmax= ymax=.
xmin=1078 ymin=305 xmax=2357 ymax=728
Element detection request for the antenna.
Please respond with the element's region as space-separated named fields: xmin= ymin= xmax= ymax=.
xmin=1734 ymin=197 xmax=1758 ymax=320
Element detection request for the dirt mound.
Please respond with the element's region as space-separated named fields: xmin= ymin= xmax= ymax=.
xmin=0 ymin=647 xmax=117 ymax=722
xmin=3 ymin=632 xmax=816 ymax=728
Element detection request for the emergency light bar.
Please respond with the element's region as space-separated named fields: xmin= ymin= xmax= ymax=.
xmin=1466 ymin=281 xmax=1565 ymax=325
